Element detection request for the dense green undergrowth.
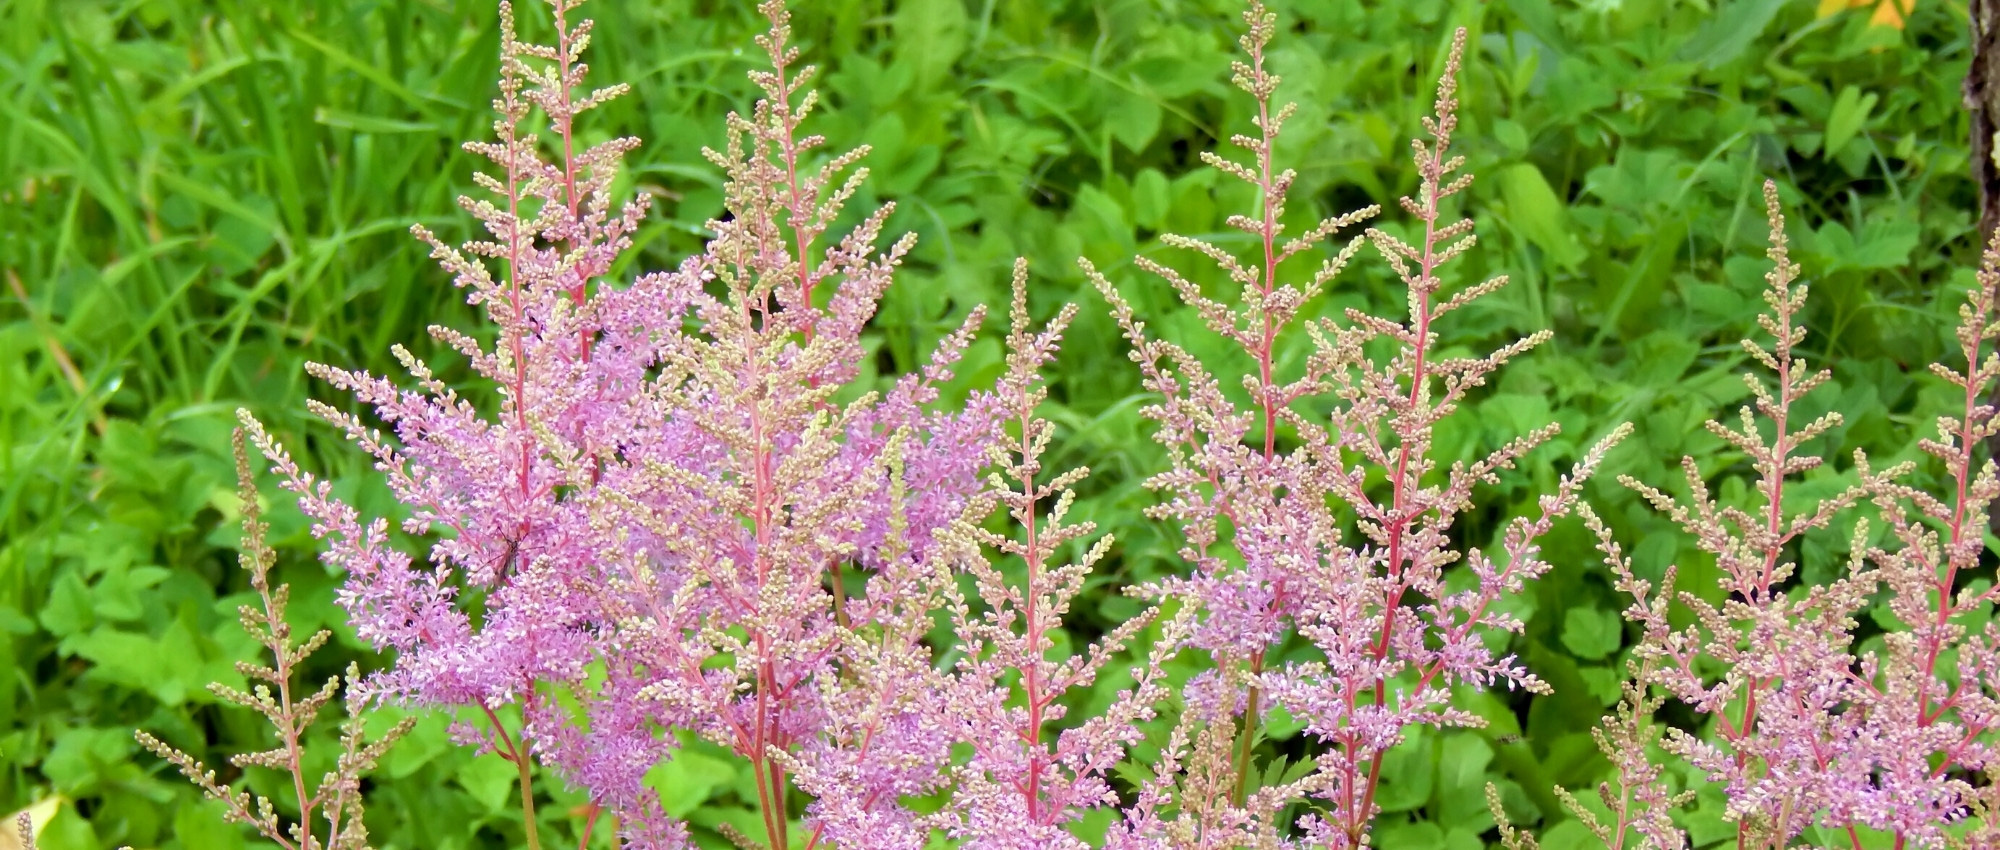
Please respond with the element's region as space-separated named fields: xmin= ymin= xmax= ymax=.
xmin=0 ymin=0 xmax=1988 ymax=847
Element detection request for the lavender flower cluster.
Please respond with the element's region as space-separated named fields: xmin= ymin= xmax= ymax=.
xmin=147 ymin=0 xmax=2000 ymax=848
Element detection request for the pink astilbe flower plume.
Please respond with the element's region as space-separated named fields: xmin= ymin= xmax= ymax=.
xmin=241 ymin=0 xmax=1002 ymax=847
xmin=139 ymin=429 xmax=415 ymax=850
xmin=1573 ymin=184 xmax=2000 ymax=850
xmin=1851 ymin=223 xmax=2000 ymax=848
xmin=1597 ymin=183 xmax=1879 ymax=849
xmin=1525 ymin=508 xmax=1694 ymax=850
xmin=1087 ymin=6 xmax=1629 ymax=846
xmin=245 ymin=1 xmax=675 ymax=844
xmin=588 ymin=2 xmax=1004 ymax=847
xmin=928 ymin=261 xmax=1192 ymax=850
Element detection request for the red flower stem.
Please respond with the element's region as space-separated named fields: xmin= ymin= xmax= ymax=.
xmin=1351 ymin=104 xmax=1446 ymax=848
xmin=1897 ymin=291 xmax=1990 ymax=850
xmin=1230 ymin=26 xmax=1286 ymax=807
xmin=481 ymin=704 xmax=542 ymax=850
xmin=577 ymin=802 xmax=601 ymax=850
xmin=552 ymin=2 xmax=589 ymax=358
xmin=744 ymin=289 xmax=791 ymax=850
xmin=263 ymin=585 xmax=318 ymax=849
xmin=1018 ymin=398 xmax=1048 ymax=823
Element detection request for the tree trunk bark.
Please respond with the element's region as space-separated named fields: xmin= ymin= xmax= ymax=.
xmin=1969 ymin=0 xmax=2000 ymax=532
xmin=1969 ymin=0 xmax=2000 ymax=239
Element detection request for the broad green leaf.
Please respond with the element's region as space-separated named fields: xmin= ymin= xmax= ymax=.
xmin=380 ymin=711 xmax=452 ymax=780
xmin=73 ymin=620 xmax=204 ymax=705
xmin=1373 ymin=731 xmax=1435 ymax=813
xmin=42 ymin=728 xmax=132 ymax=795
xmin=893 ymin=0 xmax=967 ymax=91
xmin=1109 ymin=95 xmax=1162 ymax=153
xmin=1497 ymin=163 xmax=1585 ymax=270
xmin=1375 ymin=821 xmax=1446 ymax=850
xmin=171 ymin=799 xmax=247 ymax=850
xmin=1578 ymin=665 xmax=1624 ymax=706
xmin=653 ymin=749 xmax=736 ymax=818
xmin=1561 ymin=606 xmax=1623 ymax=660
xmin=1678 ymin=0 xmax=1790 ymax=68
xmin=1823 ymin=85 xmax=1878 ymax=159
xmin=40 ymin=571 xmax=96 ymax=639
xmin=1436 ymin=734 xmax=1496 ymax=826
xmin=455 ymin=754 xmax=518 ymax=813
xmin=89 ymin=564 xmax=171 ymax=622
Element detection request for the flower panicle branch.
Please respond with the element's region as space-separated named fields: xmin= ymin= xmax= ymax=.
xmin=932 ymin=260 xmax=1193 ymax=849
xmin=1088 ymin=9 xmax=1627 ymax=846
xmin=138 ymin=427 xmax=415 ymax=850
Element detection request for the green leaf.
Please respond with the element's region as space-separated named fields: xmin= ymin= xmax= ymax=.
xmin=40 ymin=571 xmax=96 ymax=639
xmin=1560 ymin=606 xmax=1623 ymax=660
xmin=172 ymin=799 xmax=247 ymax=850
xmin=1627 ymin=331 xmax=1701 ymax=386
xmin=90 ymin=564 xmax=171 ymax=622
xmin=1501 ymin=0 xmax=1573 ymax=56
xmin=1578 ymin=665 xmax=1624 ymax=706
xmin=1677 ymin=0 xmax=1789 ymax=68
xmin=380 ymin=711 xmax=452 ymax=780
xmin=455 ymin=754 xmax=518 ymax=813
xmin=32 ymin=801 xmax=99 ymax=850
xmin=1479 ymin=394 xmax=1555 ymax=445
xmin=312 ymin=107 xmax=437 ymax=134
xmin=42 ymin=728 xmax=134 ymax=795
xmin=1849 ymin=217 xmax=1921 ymax=269
xmin=1109 ymin=94 xmax=1162 ymax=153
xmin=73 ymin=620 xmax=204 ymax=705
xmin=1373 ymin=731 xmax=1435 ymax=812
xmin=1823 ymin=85 xmax=1878 ymax=160
xmin=1436 ymin=734 xmax=1496 ymax=826
xmin=1539 ymin=818 xmax=1602 ymax=849
xmin=652 ymin=749 xmax=736 ymax=818
xmin=1810 ymin=218 xmax=1920 ymax=272
xmin=1443 ymin=827 xmax=1484 ymax=850
xmin=1496 ymin=163 xmax=1585 ymax=270
xmin=1131 ymin=168 xmax=1171 ymax=231
xmin=1494 ymin=118 xmax=1530 ymax=155
xmin=893 ymin=0 xmax=967 ymax=91
xmin=1376 ymin=821 xmax=1452 ymax=850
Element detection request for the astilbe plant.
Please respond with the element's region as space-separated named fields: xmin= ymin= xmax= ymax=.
xmin=1087 ymin=6 xmax=1628 ymax=847
xmin=916 ymin=261 xmax=1190 ymax=849
xmin=1574 ymin=181 xmax=1877 ymax=850
xmin=227 ymin=0 xmax=1003 ymax=847
xmin=1538 ymin=186 xmax=2000 ymax=850
xmin=585 ymin=0 xmax=1007 ymax=844
xmin=1852 ymin=225 xmax=2000 ymax=848
xmin=137 ymin=429 xmax=413 ymax=850
xmin=237 ymin=0 xmax=681 ymax=842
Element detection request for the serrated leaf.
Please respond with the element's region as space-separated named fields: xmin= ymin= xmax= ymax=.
xmin=1373 ymin=731 xmax=1435 ymax=812
xmin=89 ymin=564 xmax=171 ymax=622
xmin=74 ymin=620 xmax=204 ymax=705
xmin=39 ymin=571 xmax=95 ymax=639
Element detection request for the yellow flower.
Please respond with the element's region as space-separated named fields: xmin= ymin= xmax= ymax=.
xmin=1816 ymin=0 xmax=1916 ymax=29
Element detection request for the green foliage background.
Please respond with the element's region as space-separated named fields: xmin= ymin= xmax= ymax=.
xmin=0 ymin=0 xmax=1986 ymax=846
